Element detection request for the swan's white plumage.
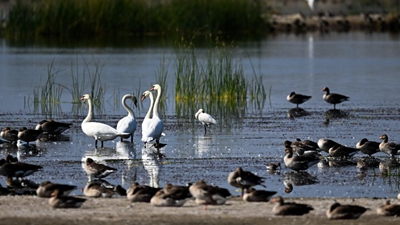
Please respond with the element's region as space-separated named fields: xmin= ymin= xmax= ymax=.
xmin=141 ymin=90 xmax=154 ymax=143
xmin=80 ymin=94 xmax=129 ymax=147
xmin=116 ymin=94 xmax=137 ymax=142
xmin=141 ymin=84 xmax=164 ymax=144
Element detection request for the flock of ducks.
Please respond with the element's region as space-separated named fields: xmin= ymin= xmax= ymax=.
xmin=1 ymin=84 xmax=400 ymax=219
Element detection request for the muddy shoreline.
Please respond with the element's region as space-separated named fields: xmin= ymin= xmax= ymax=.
xmin=1 ymin=195 xmax=400 ymax=225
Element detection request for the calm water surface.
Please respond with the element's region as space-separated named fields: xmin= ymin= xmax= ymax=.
xmin=0 ymin=32 xmax=400 ymax=199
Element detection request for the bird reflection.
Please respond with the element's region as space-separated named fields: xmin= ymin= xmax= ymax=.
xmin=142 ymin=145 xmax=163 ymax=188
xmin=324 ymin=109 xmax=348 ymax=119
xmin=318 ymin=157 xmax=357 ymax=169
xmin=283 ymin=171 xmax=319 ymax=193
xmin=287 ymin=108 xmax=309 ymax=119
xmin=379 ymin=158 xmax=400 ymax=176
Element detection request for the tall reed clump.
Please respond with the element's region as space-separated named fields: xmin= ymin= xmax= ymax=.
xmin=175 ymin=43 xmax=266 ymax=120
xmin=6 ymin=0 xmax=268 ymax=38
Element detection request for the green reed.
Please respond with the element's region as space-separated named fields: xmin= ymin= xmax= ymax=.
xmin=6 ymin=0 xmax=268 ymax=38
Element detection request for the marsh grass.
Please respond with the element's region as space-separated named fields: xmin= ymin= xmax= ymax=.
xmin=6 ymin=0 xmax=268 ymax=38
xmin=174 ymin=43 xmax=266 ymax=121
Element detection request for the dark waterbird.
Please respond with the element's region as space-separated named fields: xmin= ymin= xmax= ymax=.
xmin=322 ymin=87 xmax=349 ymax=109
xmin=286 ymin=92 xmax=312 ymax=108
xmin=228 ymin=167 xmax=265 ymax=196
xmin=84 ymin=157 xmax=117 ymax=181
xmin=35 ymin=119 xmax=72 ymax=135
xmin=326 ymin=202 xmax=369 ymax=219
xmin=271 ymin=196 xmax=314 ymax=216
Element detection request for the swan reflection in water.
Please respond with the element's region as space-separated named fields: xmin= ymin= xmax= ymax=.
xmin=141 ymin=145 xmax=163 ymax=188
xmin=287 ymin=108 xmax=309 ymax=119
xmin=283 ymin=171 xmax=319 ymax=193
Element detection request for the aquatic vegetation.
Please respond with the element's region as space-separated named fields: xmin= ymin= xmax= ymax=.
xmin=5 ymin=0 xmax=268 ymax=38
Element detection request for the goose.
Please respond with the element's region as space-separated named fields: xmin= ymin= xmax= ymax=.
xmin=189 ymin=180 xmax=229 ymax=209
xmin=35 ymin=119 xmax=72 ymax=135
xmin=270 ymin=196 xmax=314 ymax=216
xmin=126 ymin=182 xmax=161 ymax=202
xmin=265 ymin=162 xmax=281 ymax=171
xmin=195 ymin=109 xmax=217 ymax=135
xmin=142 ymin=84 xmax=164 ymax=148
xmin=116 ymin=94 xmax=137 ymax=143
xmin=49 ymin=189 xmax=87 ymax=209
xmin=150 ymin=188 xmax=190 ymax=207
xmin=286 ymin=92 xmax=312 ymax=108
xmin=162 ymin=183 xmax=192 ymax=199
xmin=326 ymin=202 xmax=369 ymax=219
xmin=377 ymin=200 xmax=400 ymax=216
xmin=322 ymin=87 xmax=349 ymax=109
xmin=83 ymin=181 xmax=115 ymax=198
xmin=83 ymin=158 xmax=117 ymax=181
xmin=227 ymin=167 xmax=265 ymax=196
xmin=17 ymin=127 xmax=43 ymax=145
xmin=356 ymin=138 xmax=380 ymax=157
xmin=80 ymin=94 xmax=129 ymax=148
xmin=317 ymin=138 xmax=342 ymax=153
xmin=0 ymin=157 xmax=42 ymax=179
xmin=1 ymin=127 xmax=18 ymax=143
xmin=283 ymin=148 xmax=320 ymax=172
xmin=379 ymin=134 xmax=400 ymax=158
xmin=295 ymin=138 xmax=319 ymax=150
xmin=36 ymin=181 xmax=76 ymax=198
xmin=328 ymin=145 xmax=359 ymax=158
xmin=284 ymin=140 xmax=319 ymax=156
xmin=242 ymin=187 xmax=277 ymax=202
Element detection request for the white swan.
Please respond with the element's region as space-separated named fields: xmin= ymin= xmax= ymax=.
xmin=116 ymin=94 xmax=138 ymax=143
xmin=141 ymin=90 xmax=154 ymax=144
xmin=80 ymin=94 xmax=129 ymax=148
xmin=142 ymin=84 xmax=164 ymax=147
xmin=195 ymin=109 xmax=217 ymax=135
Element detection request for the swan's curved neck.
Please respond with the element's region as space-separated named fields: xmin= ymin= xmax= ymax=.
xmin=83 ymin=97 xmax=93 ymax=123
xmin=122 ymin=96 xmax=135 ymax=118
xmin=153 ymin=86 xmax=161 ymax=118
xmin=145 ymin=93 xmax=154 ymax=119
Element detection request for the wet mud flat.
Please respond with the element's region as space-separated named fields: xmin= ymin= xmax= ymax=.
xmin=1 ymin=195 xmax=400 ymax=225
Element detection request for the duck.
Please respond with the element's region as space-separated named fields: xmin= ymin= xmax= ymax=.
xmin=270 ymin=196 xmax=314 ymax=216
xmin=318 ymin=138 xmax=342 ymax=153
xmin=83 ymin=181 xmax=115 ymax=198
xmin=189 ymin=180 xmax=229 ymax=208
xmin=17 ymin=127 xmax=43 ymax=145
xmin=116 ymin=94 xmax=137 ymax=143
xmin=328 ymin=145 xmax=359 ymax=158
xmin=286 ymin=92 xmax=312 ymax=108
xmin=227 ymin=167 xmax=265 ymax=196
xmin=379 ymin=134 xmax=400 ymax=158
xmin=37 ymin=181 xmax=76 ymax=198
xmin=283 ymin=148 xmax=320 ymax=172
xmin=150 ymin=189 xmax=190 ymax=207
xmin=49 ymin=189 xmax=87 ymax=209
xmin=0 ymin=127 xmax=18 ymax=143
xmin=322 ymin=87 xmax=350 ymax=109
xmin=0 ymin=156 xmax=42 ymax=179
xmin=126 ymin=182 xmax=161 ymax=202
xmin=326 ymin=202 xmax=369 ymax=219
xmin=80 ymin=94 xmax=129 ymax=148
xmin=242 ymin=187 xmax=277 ymax=202
xmin=377 ymin=200 xmax=400 ymax=216
xmin=35 ymin=119 xmax=72 ymax=135
xmin=83 ymin=158 xmax=117 ymax=181
xmin=356 ymin=138 xmax=380 ymax=157
xmin=195 ymin=109 xmax=217 ymax=135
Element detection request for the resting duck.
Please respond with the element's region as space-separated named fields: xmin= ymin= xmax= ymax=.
xmin=377 ymin=200 xmax=400 ymax=216
xmin=283 ymin=148 xmax=320 ymax=172
xmin=49 ymin=189 xmax=87 ymax=209
xmin=227 ymin=167 xmax=265 ymax=196
xmin=356 ymin=138 xmax=380 ymax=157
xmin=37 ymin=181 xmax=76 ymax=198
xmin=379 ymin=134 xmax=400 ymax=158
xmin=326 ymin=202 xmax=369 ymax=219
xmin=126 ymin=182 xmax=161 ymax=202
xmin=17 ymin=127 xmax=43 ymax=145
xmin=242 ymin=187 xmax=276 ymax=202
xmin=189 ymin=180 xmax=230 ymax=209
xmin=0 ymin=127 xmax=18 ymax=143
xmin=84 ymin=158 xmax=117 ymax=181
xmin=318 ymin=138 xmax=342 ymax=153
xmin=322 ymin=87 xmax=349 ymax=109
xmin=328 ymin=145 xmax=359 ymax=158
xmin=270 ymin=196 xmax=314 ymax=216
xmin=286 ymin=92 xmax=312 ymax=108
xmin=35 ymin=119 xmax=72 ymax=135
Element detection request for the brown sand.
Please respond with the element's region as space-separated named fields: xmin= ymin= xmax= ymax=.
xmin=1 ymin=196 xmax=400 ymax=225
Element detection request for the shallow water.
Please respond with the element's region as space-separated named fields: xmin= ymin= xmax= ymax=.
xmin=1 ymin=32 xmax=400 ymax=198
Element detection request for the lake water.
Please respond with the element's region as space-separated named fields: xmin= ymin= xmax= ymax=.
xmin=1 ymin=32 xmax=400 ymax=199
